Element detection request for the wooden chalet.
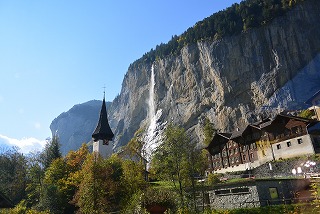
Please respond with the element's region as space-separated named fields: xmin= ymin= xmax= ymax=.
xmin=206 ymin=114 xmax=320 ymax=173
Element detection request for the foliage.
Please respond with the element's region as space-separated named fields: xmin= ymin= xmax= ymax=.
xmin=143 ymin=188 xmax=177 ymax=209
xmin=203 ymin=118 xmax=215 ymax=147
xmin=151 ymin=123 xmax=206 ymax=210
xmin=206 ymin=173 xmax=221 ymax=186
xmin=0 ymin=147 xmax=27 ymax=204
xmin=133 ymin=0 xmax=307 ymax=66
xmin=298 ymin=109 xmax=314 ymax=119
xmin=35 ymin=144 xmax=89 ymax=213
xmin=122 ymin=188 xmax=177 ymax=214
xmin=40 ymin=135 xmax=62 ymax=170
xmin=121 ymin=128 xmax=146 ymax=162
xmin=25 ymin=151 xmax=44 ymax=208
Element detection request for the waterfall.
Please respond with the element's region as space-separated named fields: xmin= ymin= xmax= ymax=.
xmin=149 ymin=65 xmax=156 ymax=128
xmin=143 ymin=65 xmax=166 ymax=163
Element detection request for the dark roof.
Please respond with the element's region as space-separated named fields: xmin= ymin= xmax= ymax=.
xmin=230 ymin=127 xmax=245 ymax=139
xmin=218 ymin=133 xmax=232 ymax=139
xmin=92 ymin=98 xmax=114 ymax=141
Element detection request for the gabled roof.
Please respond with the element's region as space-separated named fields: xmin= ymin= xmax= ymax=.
xmin=230 ymin=127 xmax=245 ymax=139
xmin=273 ymin=113 xmax=314 ymax=123
xmin=206 ymin=133 xmax=231 ymax=150
xmin=92 ymin=98 xmax=114 ymax=142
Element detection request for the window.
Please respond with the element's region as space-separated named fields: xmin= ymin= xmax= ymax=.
xmin=215 ymin=189 xmax=230 ymax=195
xmin=231 ymin=157 xmax=235 ymax=164
xmin=222 ymin=151 xmax=227 ymax=157
xmin=243 ymin=155 xmax=246 ymax=161
xmin=276 ymin=144 xmax=281 ymax=150
xmin=298 ymin=138 xmax=303 ymax=144
xmin=287 ymin=141 xmax=291 ymax=147
xmin=235 ymin=156 xmax=239 ymax=163
xmin=250 ymin=153 xmax=254 ymax=159
xmin=231 ymin=187 xmax=250 ymax=194
xmin=235 ymin=147 xmax=238 ymax=154
xmin=269 ymin=187 xmax=279 ymax=199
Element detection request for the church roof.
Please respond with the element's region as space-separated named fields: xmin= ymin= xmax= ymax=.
xmin=92 ymin=98 xmax=114 ymax=142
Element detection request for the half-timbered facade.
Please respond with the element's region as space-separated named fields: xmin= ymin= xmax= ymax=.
xmin=206 ymin=114 xmax=320 ymax=173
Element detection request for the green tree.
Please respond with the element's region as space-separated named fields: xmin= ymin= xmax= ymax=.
xmin=151 ymin=124 xmax=201 ymax=207
xmin=299 ymin=109 xmax=314 ymax=119
xmin=39 ymin=158 xmax=68 ymax=214
xmin=75 ymin=153 xmax=113 ymax=214
xmin=38 ymin=144 xmax=89 ymax=213
xmin=0 ymin=147 xmax=27 ymax=204
xmin=203 ymin=118 xmax=215 ymax=146
xmin=41 ymin=135 xmax=62 ymax=170
xmin=25 ymin=151 xmax=44 ymax=208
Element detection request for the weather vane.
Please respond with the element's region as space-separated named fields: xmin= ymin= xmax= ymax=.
xmin=103 ymin=85 xmax=106 ymax=98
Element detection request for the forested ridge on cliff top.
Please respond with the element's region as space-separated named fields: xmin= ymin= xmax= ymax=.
xmin=133 ymin=0 xmax=308 ymax=66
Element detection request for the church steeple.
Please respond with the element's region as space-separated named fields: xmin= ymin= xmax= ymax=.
xmin=92 ymin=96 xmax=114 ymax=145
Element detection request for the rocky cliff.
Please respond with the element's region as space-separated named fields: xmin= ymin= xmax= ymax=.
xmin=51 ymin=1 xmax=320 ymax=156
xmin=108 ymin=0 xmax=320 ymax=154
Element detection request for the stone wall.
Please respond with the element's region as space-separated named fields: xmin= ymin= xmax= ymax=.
xmin=208 ymin=183 xmax=260 ymax=209
xmin=204 ymin=179 xmax=310 ymax=210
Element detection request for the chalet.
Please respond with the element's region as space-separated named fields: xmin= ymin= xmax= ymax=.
xmin=206 ymin=114 xmax=320 ymax=173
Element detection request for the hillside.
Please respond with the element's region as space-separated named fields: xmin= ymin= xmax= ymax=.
xmin=51 ymin=0 xmax=320 ymax=157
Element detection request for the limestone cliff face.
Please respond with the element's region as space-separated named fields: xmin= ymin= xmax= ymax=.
xmin=109 ymin=1 xmax=320 ymax=148
xmin=50 ymin=100 xmax=104 ymax=155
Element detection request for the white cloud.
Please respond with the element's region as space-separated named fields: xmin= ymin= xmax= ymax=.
xmin=0 ymin=134 xmax=47 ymax=154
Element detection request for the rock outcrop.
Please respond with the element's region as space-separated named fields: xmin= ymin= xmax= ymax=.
xmin=51 ymin=1 xmax=320 ymax=156
xmin=109 ymin=1 xmax=320 ymax=149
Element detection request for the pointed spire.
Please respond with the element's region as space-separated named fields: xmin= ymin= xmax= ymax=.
xmin=92 ymin=96 xmax=114 ymax=144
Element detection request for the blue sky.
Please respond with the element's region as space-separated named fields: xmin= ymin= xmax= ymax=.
xmin=0 ymin=0 xmax=241 ymax=153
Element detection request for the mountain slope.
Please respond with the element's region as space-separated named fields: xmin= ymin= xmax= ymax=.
xmin=108 ymin=0 xmax=320 ymax=153
xmin=50 ymin=100 xmax=109 ymax=155
xmin=51 ymin=0 xmax=320 ymax=156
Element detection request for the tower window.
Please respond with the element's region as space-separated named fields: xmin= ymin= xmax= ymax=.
xmin=298 ymin=138 xmax=303 ymax=144
xmin=276 ymin=144 xmax=281 ymax=150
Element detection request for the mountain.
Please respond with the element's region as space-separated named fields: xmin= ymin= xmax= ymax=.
xmin=108 ymin=0 xmax=320 ymax=156
xmin=51 ymin=0 xmax=320 ymax=157
xmin=50 ymin=100 xmax=111 ymax=155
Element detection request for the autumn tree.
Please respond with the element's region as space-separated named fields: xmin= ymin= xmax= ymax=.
xmin=75 ymin=153 xmax=114 ymax=213
xmin=151 ymin=124 xmax=205 ymax=207
xmin=36 ymin=144 xmax=89 ymax=213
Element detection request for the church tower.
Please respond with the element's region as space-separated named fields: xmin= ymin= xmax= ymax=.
xmin=92 ymin=95 xmax=114 ymax=158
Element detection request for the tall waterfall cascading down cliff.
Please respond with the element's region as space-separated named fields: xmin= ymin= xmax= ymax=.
xmin=143 ymin=65 xmax=166 ymax=161
xmin=50 ymin=1 xmax=320 ymax=155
